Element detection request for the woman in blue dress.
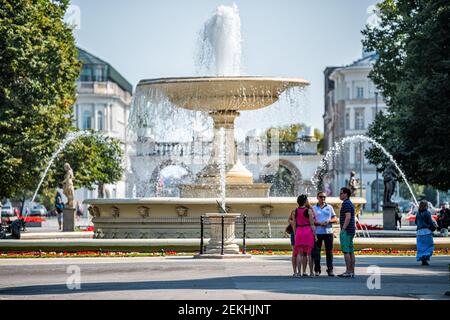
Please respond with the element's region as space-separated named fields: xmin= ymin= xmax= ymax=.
xmin=415 ymin=200 xmax=435 ymax=266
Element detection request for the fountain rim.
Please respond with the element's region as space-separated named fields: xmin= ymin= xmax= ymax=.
xmin=83 ymin=197 xmax=366 ymax=205
xmin=137 ymin=76 xmax=310 ymax=88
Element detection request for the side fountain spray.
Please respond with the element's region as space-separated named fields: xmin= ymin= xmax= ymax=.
xmin=311 ymin=134 xmax=418 ymax=206
xmin=31 ymin=131 xmax=93 ymax=204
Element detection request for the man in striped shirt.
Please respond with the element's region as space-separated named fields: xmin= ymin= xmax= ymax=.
xmin=338 ymin=187 xmax=356 ymax=278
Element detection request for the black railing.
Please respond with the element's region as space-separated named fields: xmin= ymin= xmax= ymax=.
xmin=199 ymin=214 xmax=247 ymax=255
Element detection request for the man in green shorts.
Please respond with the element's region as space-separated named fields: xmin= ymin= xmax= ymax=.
xmin=338 ymin=187 xmax=356 ymax=278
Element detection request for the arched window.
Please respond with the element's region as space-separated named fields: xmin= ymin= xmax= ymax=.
xmin=97 ymin=110 xmax=104 ymax=131
xmin=264 ymin=165 xmax=295 ymax=197
xmin=82 ymin=111 xmax=92 ymax=130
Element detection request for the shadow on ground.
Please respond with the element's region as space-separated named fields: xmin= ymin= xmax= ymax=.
xmin=0 ymin=273 xmax=448 ymax=299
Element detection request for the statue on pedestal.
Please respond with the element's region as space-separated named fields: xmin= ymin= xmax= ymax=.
xmin=62 ymin=163 xmax=75 ymax=208
xmin=383 ymin=164 xmax=398 ymax=205
xmin=348 ymin=171 xmax=359 ymax=197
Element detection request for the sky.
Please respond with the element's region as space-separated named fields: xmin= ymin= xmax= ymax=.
xmin=69 ymin=0 xmax=378 ymax=133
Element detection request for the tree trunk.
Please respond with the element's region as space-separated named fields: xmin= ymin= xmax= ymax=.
xmin=98 ymin=182 xmax=104 ymax=199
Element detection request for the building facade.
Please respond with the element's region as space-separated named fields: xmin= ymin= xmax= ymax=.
xmin=73 ymin=48 xmax=133 ymax=205
xmin=127 ymin=127 xmax=322 ymax=198
xmin=323 ymin=51 xmax=387 ymax=211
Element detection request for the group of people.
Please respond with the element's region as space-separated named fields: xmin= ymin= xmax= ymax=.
xmin=288 ymin=189 xmax=440 ymax=275
xmin=288 ymin=187 xmax=356 ymax=278
xmin=437 ymin=203 xmax=450 ymax=232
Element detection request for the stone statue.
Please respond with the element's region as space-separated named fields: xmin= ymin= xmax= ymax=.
xmin=383 ymin=164 xmax=398 ymax=205
xmin=62 ymin=163 xmax=75 ymax=208
xmin=348 ymin=171 xmax=359 ymax=196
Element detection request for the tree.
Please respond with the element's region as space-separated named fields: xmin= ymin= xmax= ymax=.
xmin=265 ymin=123 xmax=324 ymax=154
xmin=0 ymin=0 xmax=81 ymax=199
xmin=48 ymin=133 xmax=124 ymax=198
xmin=362 ymin=0 xmax=450 ymax=190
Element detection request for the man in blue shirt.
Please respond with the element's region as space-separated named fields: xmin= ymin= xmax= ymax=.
xmin=312 ymin=191 xmax=338 ymax=276
xmin=338 ymin=187 xmax=356 ymax=278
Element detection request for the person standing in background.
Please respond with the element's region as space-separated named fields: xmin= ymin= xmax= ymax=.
xmin=338 ymin=187 xmax=356 ymax=278
xmin=312 ymin=191 xmax=337 ymax=276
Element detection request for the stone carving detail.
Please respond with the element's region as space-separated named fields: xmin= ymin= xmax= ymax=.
xmin=348 ymin=170 xmax=360 ymax=197
xmin=383 ymin=164 xmax=398 ymax=205
xmin=155 ymin=232 xmax=166 ymax=239
xmin=260 ymin=205 xmax=274 ymax=217
xmin=110 ymin=206 xmax=120 ymax=218
xmin=88 ymin=205 xmax=101 ymax=217
xmin=124 ymin=232 xmax=132 ymax=239
xmin=139 ymin=232 xmax=149 ymax=239
xmin=137 ymin=206 xmax=150 ymax=218
xmin=175 ymin=206 xmax=189 ymax=217
xmin=62 ymin=163 xmax=75 ymax=208
xmin=176 ymin=232 xmax=186 ymax=239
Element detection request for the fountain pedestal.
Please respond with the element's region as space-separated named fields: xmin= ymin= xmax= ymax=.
xmin=62 ymin=207 xmax=76 ymax=232
xmin=194 ymin=213 xmax=251 ymax=259
xmin=383 ymin=203 xmax=397 ymax=230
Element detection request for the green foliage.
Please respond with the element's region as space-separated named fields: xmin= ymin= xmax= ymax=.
xmin=399 ymin=182 xmax=425 ymax=200
xmin=52 ymin=133 xmax=124 ymax=190
xmin=265 ymin=123 xmax=325 ymax=154
xmin=0 ymin=0 xmax=81 ymax=198
xmin=314 ymin=128 xmax=324 ymax=155
xmin=266 ymin=123 xmax=304 ymax=142
xmin=362 ymin=0 xmax=450 ymax=190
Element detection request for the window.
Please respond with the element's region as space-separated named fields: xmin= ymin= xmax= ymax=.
xmin=80 ymin=66 xmax=92 ymax=82
xmin=355 ymin=108 xmax=365 ymax=130
xmin=93 ymin=66 xmax=106 ymax=82
xmin=82 ymin=110 xmax=92 ymax=130
xmin=97 ymin=110 xmax=104 ymax=131
xmin=356 ymin=87 xmax=364 ymax=99
xmin=346 ymin=87 xmax=350 ymax=100
xmin=345 ymin=111 xmax=350 ymax=130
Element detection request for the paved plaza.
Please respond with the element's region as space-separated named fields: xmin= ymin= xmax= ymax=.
xmin=0 ymin=255 xmax=448 ymax=300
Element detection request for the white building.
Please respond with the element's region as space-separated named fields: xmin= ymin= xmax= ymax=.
xmin=323 ymin=51 xmax=387 ymax=211
xmin=73 ymin=48 xmax=133 ymax=204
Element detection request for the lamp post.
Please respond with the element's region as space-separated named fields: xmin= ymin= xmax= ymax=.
xmin=360 ymin=141 xmax=363 ymax=198
xmin=375 ymin=91 xmax=380 ymax=212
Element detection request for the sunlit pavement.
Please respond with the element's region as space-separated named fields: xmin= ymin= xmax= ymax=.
xmin=0 ymin=255 xmax=448 ymax=300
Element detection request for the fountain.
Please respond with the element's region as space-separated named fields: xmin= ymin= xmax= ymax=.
xmin=31 ymin=131 xmax=92 ymax=204
xmin=311 ymin=134 xmax=418 ymax=230
xmin=84 ymin=4 xmax=366 ymax=249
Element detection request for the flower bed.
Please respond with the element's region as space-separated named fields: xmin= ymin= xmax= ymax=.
xmin=356 ymin=223 xmax=383 ymax=230
xmin=0 ymin=248 xmax=448 ymax=259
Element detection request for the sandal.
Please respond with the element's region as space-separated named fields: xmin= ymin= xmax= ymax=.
xmin=337 ymin=272 xmax=352 ymax=278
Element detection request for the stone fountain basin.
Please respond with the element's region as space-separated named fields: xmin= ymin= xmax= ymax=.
xmin=136 ymin=76 xmax=310 ymax=112
xmin=84 ymin=197 xmax=366 ymax=239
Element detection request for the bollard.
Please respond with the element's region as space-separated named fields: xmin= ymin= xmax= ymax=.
xmin=200 ymin=215 xmax=204 ymax=254
xmin=243 ymin=215 xmax=247 ymax=254
xmin=221 ymin=215 xmax=224 ymax=255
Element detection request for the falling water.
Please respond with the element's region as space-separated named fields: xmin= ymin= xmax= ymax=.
xmin=196 ymin=3 xmax=242 ymax=76
xmin=219 ymin=127 xmax=227 ymax=211
xmin=31 ymin=131 xmax=92 ymax=203
xmin=311 ymin=135 xmax=418 ymax=206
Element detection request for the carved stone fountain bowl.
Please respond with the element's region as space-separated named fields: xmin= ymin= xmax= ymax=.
xmin=136 ymin=76 xmax=310 ymax=112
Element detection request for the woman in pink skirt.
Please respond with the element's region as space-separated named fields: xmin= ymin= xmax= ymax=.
xmin=294 ymin=194 xmax=317 ymax=277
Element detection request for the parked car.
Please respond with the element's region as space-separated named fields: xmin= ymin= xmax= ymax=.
xmin=1 ymin=203 xmax=14 ymax=217
xmin=398 ymin=200 xmax=414 ymax=213
xmin=408 ymin=201 xmax=439 ymax=215
xmin=30 ymin=204 xmax=47 ymax=216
